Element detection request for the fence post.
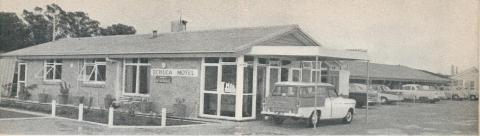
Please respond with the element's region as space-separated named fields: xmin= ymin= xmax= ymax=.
xmin=51 ymin=100 xmax=56 ymax=117
xmin=161 ymin=108 xmax=166 ymax=127
xmin=108 ymin=106 xmax=114 ymax=127
xmin=78 ymin=104 xmax=83 ymax=121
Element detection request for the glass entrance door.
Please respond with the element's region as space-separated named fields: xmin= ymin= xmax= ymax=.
xmin=16 ymin=63 xmax=27 ymax=98
xmin=201 ymin=57 xmax=237 ymax=118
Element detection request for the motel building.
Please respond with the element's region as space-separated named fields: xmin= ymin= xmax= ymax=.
xmin=0 ymin=21 xmax=367 ymax=121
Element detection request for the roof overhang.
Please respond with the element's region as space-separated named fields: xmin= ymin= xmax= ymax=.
xmin=245 ymin=46 xmax=369 ymax=60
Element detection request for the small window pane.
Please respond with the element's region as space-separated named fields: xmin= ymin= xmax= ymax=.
xmin=140 ymin=58 xmax=149 ymax=63
xmin=292 ymin=70 xmax=300 ymax=82
xmin=55 ymin=65 xmax=62 ymax=79
xmin=86 ymin=66 xmax=94 ymax=80
xmin=125 ymin=65 xmax=137 ymax=93
xmin=46 ymin=59 xmax=54 ymax=63
xmin=205 ymin=57 xmax=219 ymax=63
xmin=56 ymin=60 xmax=62 ymax=63
xmin=281 ymin=68 xmax=288 ymax=81
xmin=139 ymin=66 xmax=149 ymax=94
xmin=203 ymin=94 xmax=218 ymax=115
xmin=222 ymin=57 xmax=236 ymax=62
xmin=46 ymin=66 xmax=54 ymax=79
xmin=258 ymin=58 xmax=268 ymax=64
xmin=96 ymin=58 xmax=106 ymax=62
xmin=243 ymin=66 xmax=253 ymax=93
xmin=221 ymin=65 xmax=236 ymax=85
xmin=19 ymin=65 xmax=26 ymax=81
xmin=97 ymin=65 xmax=106 ymax=81
xmin=204 ymin=66 xmax=218 ymax=91
xmin=86 ymin=59 xmax=95 ymax=63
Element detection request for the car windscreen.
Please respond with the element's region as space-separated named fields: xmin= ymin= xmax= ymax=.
xmin=272 ymin=86 xmax=297 ymax=97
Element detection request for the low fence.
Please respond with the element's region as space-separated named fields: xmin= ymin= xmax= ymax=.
xmin=0 ymin=99 xmax=203 ymax=127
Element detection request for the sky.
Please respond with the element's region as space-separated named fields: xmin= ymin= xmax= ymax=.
xmin=1 ymin=0 xmax=478 ymax=75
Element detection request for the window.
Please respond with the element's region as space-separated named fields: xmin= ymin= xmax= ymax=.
xmin=44 ymin=59 xmax=62 ymax=81
xmin=469 ymin=81 xmax=475 ymax=89
xmin=81 ymin=59 xmax=106 ymax=83
xmin=124 ymin=58 xmax=150 ymax=95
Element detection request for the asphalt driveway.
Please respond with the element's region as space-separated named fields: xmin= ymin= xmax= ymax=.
xmin=0 ymin=100 xmax=477 ymax=135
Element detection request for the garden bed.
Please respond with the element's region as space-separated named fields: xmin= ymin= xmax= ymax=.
xmin=0 ymin=99 xmax=205 ymax=126
xmin=0 ymin=99 xmax=51 ymax=114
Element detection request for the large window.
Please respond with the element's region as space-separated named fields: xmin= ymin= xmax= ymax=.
xmin=124 ymin=58 xmax=150 ymax=95
xmin=44 ymin=59 xmax=62 ymax=81
xmin=81 ymin=58 xmax=106 ymax=83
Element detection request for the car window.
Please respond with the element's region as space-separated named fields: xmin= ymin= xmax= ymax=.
xmin=287 ymin=87 xmax=297 ymax=97
xmin=300 ymin=87 xmax=315 ymax=98
xmin=327 ymin=87 xmax=338 ymax=97
xmin=272 ymin=86 xmax=288 ymax=96
xmin=272 ymin=86 xmax=296 ymax=97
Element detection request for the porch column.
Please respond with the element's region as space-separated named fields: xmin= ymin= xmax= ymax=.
xmin=252 ymin=57 xmax=258 ymax=119
xmin=235 ymin=56 xmax=244 ymax=120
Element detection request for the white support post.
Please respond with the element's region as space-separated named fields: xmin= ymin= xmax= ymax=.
xmin=51 ymin=100 xmax=56 ymax=117
xmin=235 ymin=56 xmax=244 ymax=120
xmin=108 ymin=106 xmax=114 ymax=127
xmin=78 ymin=104 xmax=84 ymax=121
xmin=161 ymin=108 xmax=166 ymax=127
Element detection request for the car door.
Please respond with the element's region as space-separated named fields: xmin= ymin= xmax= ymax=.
xmin=328 ymin=87 xmax=345 ymax=118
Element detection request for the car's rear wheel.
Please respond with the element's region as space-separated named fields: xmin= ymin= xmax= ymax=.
xmin=342 ymin=110 xmax=353 ymax=124
xmin=272 ymin=116 xmax=285 ymax=124
xmin=306 ymin=110 xmax=320 ymax=127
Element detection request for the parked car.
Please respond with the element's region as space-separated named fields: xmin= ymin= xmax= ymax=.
xmin=420 ymin=85 xmax=448 ymax=99
xmin=451 ymin=86 xmax=479 ymax=100
xmin=261 ymin=82 xmax=356 ymax=126
xmin=387 ymin=84 xmax=441 ymax=103
xmin=349 ymin=83 xmax=379 ymax=107
xmin=370 ymin=84 xmax=404 ymax=104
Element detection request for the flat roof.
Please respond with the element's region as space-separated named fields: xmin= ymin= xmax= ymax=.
xmin=274 ymin=81 xmax=334 ymax=87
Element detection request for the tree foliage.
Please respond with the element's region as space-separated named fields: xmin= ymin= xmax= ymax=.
xmin=101 ymin=23 xmax=136 ymax=35
xmin=0 ymin=12 xmax=32 ymax=52
xmin=0 ymin=3 xmax=136 ymax=52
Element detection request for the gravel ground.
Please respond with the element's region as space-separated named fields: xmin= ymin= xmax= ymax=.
xmin=0 ymin=100 xmax=477 ymax=135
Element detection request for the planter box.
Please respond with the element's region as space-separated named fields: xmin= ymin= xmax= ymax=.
xmin=58 ymin=94 xmax=69 ymax=104
xmin=38 ymin=93 xmax=49 ymax=103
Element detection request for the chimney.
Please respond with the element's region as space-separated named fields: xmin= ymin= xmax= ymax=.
xmin=451 ymin=65 xmax=455 ymax=75
xmin=171 ymin=19 xmax=188 ymax=32
xmin=152 ymin=30 xmax=158 ymax=37
xmin=456 ymin=66 xmax=459 ymax=74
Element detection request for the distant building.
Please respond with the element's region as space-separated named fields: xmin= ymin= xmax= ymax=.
xmin=345 ymin=61 xmax=450 ymax=89
xmin=450 ymin=67 xmax=479 ymax=93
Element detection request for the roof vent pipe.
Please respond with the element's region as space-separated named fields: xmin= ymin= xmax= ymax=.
xmin=152 ymin=30 xmax=158 ymax=38
xmin=171 ymin=20 xmax=188 ymax=32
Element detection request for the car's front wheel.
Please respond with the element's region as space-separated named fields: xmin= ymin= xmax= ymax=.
xmin=272 ymin=116 xmax=285 ymax=124
xmin=342 ymin=110 xmax=353 ymax=124
xmin=380 ymin=97 xmax=388 ymax=104
xmin=470 ymin=95 xmax=477 ymax=101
